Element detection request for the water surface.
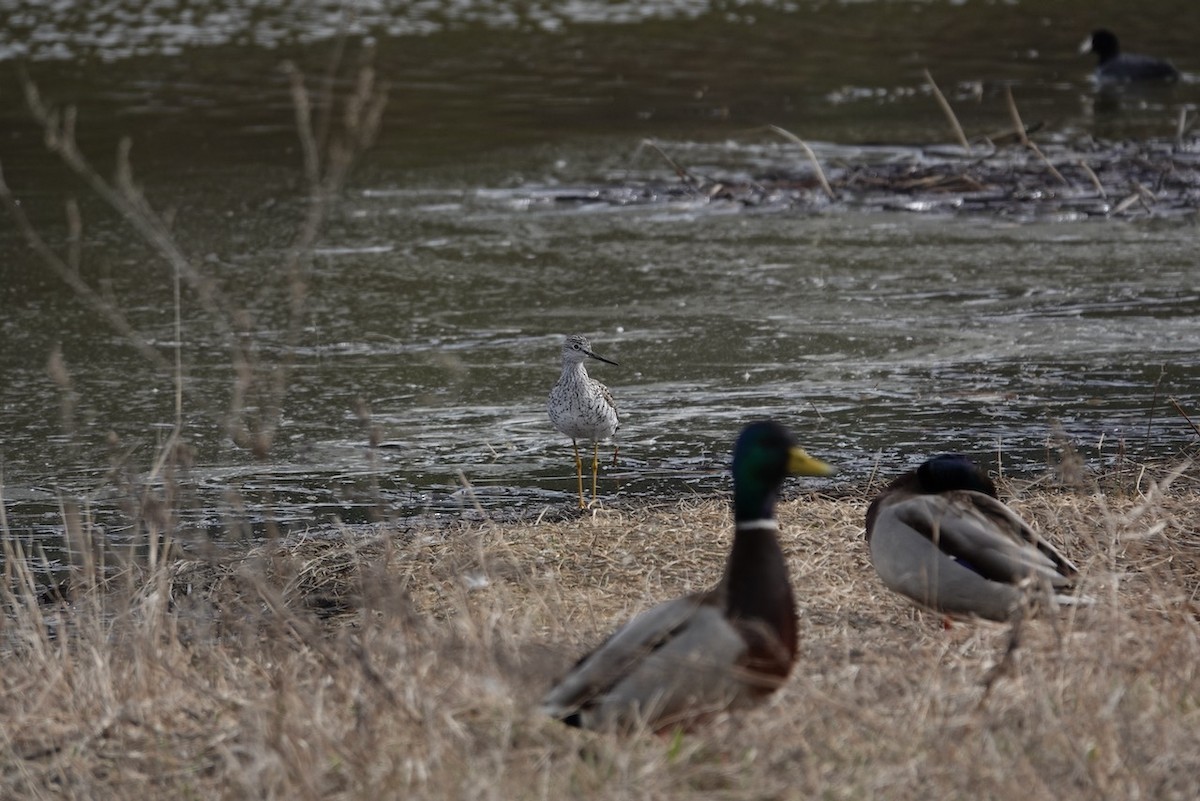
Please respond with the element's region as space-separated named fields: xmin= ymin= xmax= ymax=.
xmin=1 ymin=0 xmax=1198 ymax=543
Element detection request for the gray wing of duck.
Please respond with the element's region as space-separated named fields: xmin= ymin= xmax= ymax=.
xmin=539 ymin=594 xmax=751 ymax=731
xmin=869 ymin=490 xmax=1077 ymax=621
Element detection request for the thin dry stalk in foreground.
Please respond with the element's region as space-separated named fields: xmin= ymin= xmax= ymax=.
xmin=2 ymin=50 xmax=386 ymax=467
xmin=1 ymin=464 xmax=1199 ymax=800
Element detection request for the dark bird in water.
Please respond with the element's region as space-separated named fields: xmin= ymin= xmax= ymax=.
xmin=1080 ymin=29 xmax=1179 ymax=84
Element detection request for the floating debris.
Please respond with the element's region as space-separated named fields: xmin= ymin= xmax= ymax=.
xmin=505 ymin=135 xmax=1200 ymax=221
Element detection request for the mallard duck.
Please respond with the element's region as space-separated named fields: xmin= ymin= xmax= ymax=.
xmin=865 ymin=454 xmax=1081 ymax=622
xmin=547 ymin=334 xmax=620 ymax=509
xmin=1080 ymin=29 xmax=1179 ymax=84
xmin=540 ymin=420 xmax=836 ymax=731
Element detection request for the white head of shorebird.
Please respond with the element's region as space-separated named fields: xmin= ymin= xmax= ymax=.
xmin=547 ymin=334 xmax=620 ymax=509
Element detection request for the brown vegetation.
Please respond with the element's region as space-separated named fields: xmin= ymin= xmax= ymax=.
xmin=2 ymin=462 xmax=1198 ymax=800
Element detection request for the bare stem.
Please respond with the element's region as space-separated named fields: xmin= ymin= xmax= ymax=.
xmin=923 ymin=68 xmax=971 ymax=155
xmin=1078 ymin=159 xmax=1106 ymax=198
xmin=1169 ymin=397 xmax=1200 ymax=440
xmin=0 ymin=161 xmax=173 ymax=372
xmin=767 ymin=124 xmax=837 ymax=200
xmin=637 ymin=138 xmax=704 ymax=188
xmin=9 ymin=48 xmax=387 ymax=465
xmin=20 ymin=73 xmax=234 ymax=340
xmin=1004 ymin=86 xmax=1068 ymax=186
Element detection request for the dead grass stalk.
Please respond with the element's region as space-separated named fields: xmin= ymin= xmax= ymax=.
xmin=923 ymin=68 xmax=971 ymax=155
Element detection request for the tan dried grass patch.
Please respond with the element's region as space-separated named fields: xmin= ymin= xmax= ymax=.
xmin=1 ymin=464 xmax=1198 ymax=799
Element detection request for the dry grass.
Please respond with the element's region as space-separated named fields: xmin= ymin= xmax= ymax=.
xmin=1 ymin=462 xmax=1198 ymax=800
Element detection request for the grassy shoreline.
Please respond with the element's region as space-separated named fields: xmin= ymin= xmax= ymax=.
xmin=8 ymin=43 xmax=1197 ymax=800
xmin=2 ymin=465 xmax=1199 ymax=799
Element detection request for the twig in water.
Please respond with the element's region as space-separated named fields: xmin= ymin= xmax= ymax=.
xmin=1004 ymin=86 xmax=1068 ymax=186
xmin=637 ymin=139 xmax=706 ymax=189
xmin=1078 ymin=160 xmax=1106 ymax=198
xmin=1177 ymin=108 xmax=1189 ymax=149
xmin=1147 ymin=363 xmax=1167 ymax=440
xmin=1169 ymin=397 xmax=1200 ymax=440
xmin=982 ymin=120 xmax=1045 ymax=145
xmin=1182 ymin=108 xmax=1199 ymax=139
xmin=923 ymin=68 xmax=971 ymax=155
xmin=1112 ymin=191 xmax=1141 ymax=215
xmin=767 ymin=124 xmax=836 ymax=200
xmin=457 ymin=470 xmax=489 ymax=519
xmin=1120 ymin=181 xmax=1158 ymax=215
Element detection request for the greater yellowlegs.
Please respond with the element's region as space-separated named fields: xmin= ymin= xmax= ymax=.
xmin=865 ymin=454 xmax=1082 ymax=621
xmin=547 ymin=334 xmax=619 ymax=509
xmin=540 ymin=420 xmax=836 ymax=730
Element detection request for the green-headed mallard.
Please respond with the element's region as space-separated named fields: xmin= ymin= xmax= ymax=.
xmin=540 ymin=420 xmax=836 ymax=731
xmin=547 ymin=334 xmax=620 ymax=509
xmin=865 ymin=454 xmax=1082 ymax=622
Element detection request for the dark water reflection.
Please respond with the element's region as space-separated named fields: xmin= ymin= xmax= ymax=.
xmin=1 ymin=1 xmax=1199 ymax=544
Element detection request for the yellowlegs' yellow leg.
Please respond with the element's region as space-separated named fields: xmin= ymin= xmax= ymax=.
xmin=573 ymin=439 xmax=586 ymax=509
xmin=591 ymin=441 xmax=601 ymax=503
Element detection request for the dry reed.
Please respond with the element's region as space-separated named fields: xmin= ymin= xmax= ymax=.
xmin=923 ymin=68 xmax=971 ymax=156
xmin=767 ymin=125 xmax=837 ymax=201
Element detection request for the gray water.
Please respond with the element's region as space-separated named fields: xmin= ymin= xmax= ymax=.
xmin=1 ymin=0 xmax=1198 ymax=543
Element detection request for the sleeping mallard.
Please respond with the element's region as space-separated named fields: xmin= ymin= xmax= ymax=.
xmin=865 ymin=454 xmax=1083 ymax=622
xmin=540 ymin=420 xmax=836 ymax=731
